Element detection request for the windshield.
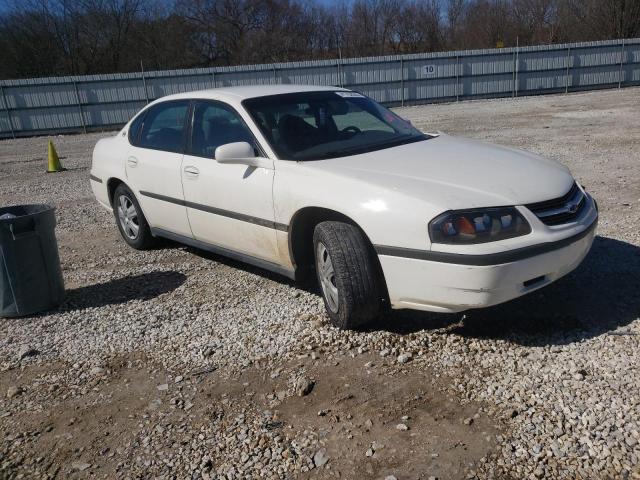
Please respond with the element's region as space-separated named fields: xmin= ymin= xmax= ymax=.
xmin=242 ymin=91 xmax=430 ymax=161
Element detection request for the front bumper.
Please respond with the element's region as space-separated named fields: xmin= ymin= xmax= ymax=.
xmin=378 ymin=218 xmax=597 ymax=313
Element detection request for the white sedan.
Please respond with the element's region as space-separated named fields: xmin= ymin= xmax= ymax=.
xmin=90 ymin=85 xmax=598 ymax=329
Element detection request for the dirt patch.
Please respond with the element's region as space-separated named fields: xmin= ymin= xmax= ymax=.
xmin=1 ymin=354 xmax=497 ymax=479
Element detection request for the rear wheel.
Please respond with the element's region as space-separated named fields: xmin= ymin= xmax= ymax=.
xmin=113 ymin=184 xmax=155 ymax=250
xmin=313 ymin=221 xmax=382 ymax=329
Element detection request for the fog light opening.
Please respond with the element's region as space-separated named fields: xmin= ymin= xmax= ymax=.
xmin=523 ymin=275 xmax=546 ymax=288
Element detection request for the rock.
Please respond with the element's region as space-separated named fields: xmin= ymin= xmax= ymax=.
xmin=464 ymin=417 xmax=474 ymax=425
xmin=175 ymin=375 xmax=184 ymax=383
xmin=365 ymin=448 xmax=374 ymax=457
xmin=19 ymin=346 xmax=39 ymax=360
xmin=157 ymin=383 xmax=169 ymax=391
xmin=396 ymin=423 xmax=409 ymax=431
xmin=372 ymin=441 xmax=385 ymax=451
xmin=397 ymin=353 xmax=412 ymax=364
xmin=533 ymin=466 xmax=545 ymax=478
xmin=385 ymin=476 xmax=398 ymax=480
xmin=6 ymin=386 xmax=22 ymax=398
xmin=71 ymin=461 xmax=91 ymax=471
xmin=90 ymin=367 xmax=105 ymax=376
xmin=313 ymin=448 xmax=329 ymax=467
xmin=295 ymin=377 xmax=314 ymax=396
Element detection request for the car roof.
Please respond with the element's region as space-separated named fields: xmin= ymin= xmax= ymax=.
xmin=160 ymin=84 xmax=348 ymax=103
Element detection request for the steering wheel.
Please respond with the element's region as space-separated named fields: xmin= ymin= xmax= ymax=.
xmin=341 ymin=126 xmax=362 ymax=136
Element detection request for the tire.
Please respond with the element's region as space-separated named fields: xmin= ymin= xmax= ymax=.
xmin=313 ymin=221 xmax=383 ymax=329
xmin=112 ymin=184 xmax=156 ymax=250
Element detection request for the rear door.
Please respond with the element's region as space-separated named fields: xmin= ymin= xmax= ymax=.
xmin=181 ymin=100 xmax=280 ymax=263
xmin=126 ymin=100 xmax=192 ymax=237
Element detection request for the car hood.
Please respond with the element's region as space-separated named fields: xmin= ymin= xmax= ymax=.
xmin=304 ymin=134 xmax=574 ymax=210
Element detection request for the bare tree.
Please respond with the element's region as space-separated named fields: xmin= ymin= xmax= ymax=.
xmin=557 ymin=0 xmax=640 ymax=41
xmin=394 ymin=0 xmax=443 ymax=53
xmin=1 ymin=0 xmax=637 ymax=79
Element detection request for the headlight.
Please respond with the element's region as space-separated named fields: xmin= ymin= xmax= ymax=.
xmin=429 ymin=207 xmax=531 ymax=244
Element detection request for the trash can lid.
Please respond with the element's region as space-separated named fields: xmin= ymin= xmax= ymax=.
xmin=0 ymin=204 xmax=55 ymax=221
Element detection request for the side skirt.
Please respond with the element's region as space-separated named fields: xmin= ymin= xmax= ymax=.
xmin=151 ymin=228 xmax=296 ymax=281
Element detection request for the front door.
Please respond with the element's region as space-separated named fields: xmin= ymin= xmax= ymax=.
xmin=125 ymin=100 xmax=191 ymax=237
xmin=181 ymin=100 xmax=279 ymax=263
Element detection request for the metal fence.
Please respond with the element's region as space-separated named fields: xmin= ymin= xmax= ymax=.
xmin=1 ymin=38 xmax=639 ymax=139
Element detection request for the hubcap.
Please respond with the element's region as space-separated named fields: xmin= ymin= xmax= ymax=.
xmin=117 ymin=194 xmax=139 ymax=240
xmin=316 ymin=242 xmax=339 ymax=313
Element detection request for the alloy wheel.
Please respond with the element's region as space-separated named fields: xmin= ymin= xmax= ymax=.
xmin=117 ymin=194 xmax=140 ymax=240
xmin=316 ymin=242 xmax=339 ymax=313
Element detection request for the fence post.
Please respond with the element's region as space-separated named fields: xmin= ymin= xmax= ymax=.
xmin=336 ymin=59 xmax=342 ymax=87
xmin=400 ymin=57 xmax=404 ymax=107
xmin=272 ymin=65 xmax=278 ymax=84
xmin=73 ymin=80 xmax=87 ymax=134
xmin=618 ymin=38 xmax=626 ymax=89
xmin=455 ymin=54 xmax=460 ymax=102
xmin=565 ymin=46 xmax=571 ymax=94
xmin=514 ymin=39 xmax=520 ymax=97
xmin=512 ymin=51 xmax=516 ymax=97
xmin=141 ymin=61 xmax=149 ymax=104
xmin=0 ymin=84 xmax=16 ymax=139
xmin=211 ymin=70 xmax=216 ymax=88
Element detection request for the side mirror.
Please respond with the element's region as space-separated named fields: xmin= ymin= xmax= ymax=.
xmin=215 ymin=142 xmax=273 ymax=170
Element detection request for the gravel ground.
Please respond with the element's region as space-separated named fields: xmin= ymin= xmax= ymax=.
xmin=0 ymin=87 xmax=639 ymax=480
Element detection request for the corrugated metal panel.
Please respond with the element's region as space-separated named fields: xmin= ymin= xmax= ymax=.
xmin=1 ymin=38 xmax=639 ymax=138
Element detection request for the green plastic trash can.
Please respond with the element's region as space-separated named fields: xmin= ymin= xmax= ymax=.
xmin=0 ymin=204 xmax=65 ymax=317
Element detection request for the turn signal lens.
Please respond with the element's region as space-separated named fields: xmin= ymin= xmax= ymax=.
xmin=454 ymin=216 xmax=475 ymax=235
xmin=429 ymin=207 xmax=531 ymax=244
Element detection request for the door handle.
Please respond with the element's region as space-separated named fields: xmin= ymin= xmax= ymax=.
xmin=127 ymin=156 xmax=138 ymax=167
xmin=183 ymin=166 xmax=200 ymax=177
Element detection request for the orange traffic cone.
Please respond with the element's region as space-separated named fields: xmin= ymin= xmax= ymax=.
xmin=47 ymin=140 xmax=65 ymax=173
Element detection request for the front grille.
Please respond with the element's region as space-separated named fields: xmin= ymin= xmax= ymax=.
xmin=526 ymin=182 xmax=586 ymax=226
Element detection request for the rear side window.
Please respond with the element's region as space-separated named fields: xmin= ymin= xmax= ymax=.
xmin=138 ymin=101 xmax=189 ymax=153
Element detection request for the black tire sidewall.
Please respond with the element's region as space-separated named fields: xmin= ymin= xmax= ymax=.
xmin=313 ymin=221 xmax=381 ymax=329
xmin=314 ymin=228 xmax=348 ymax=327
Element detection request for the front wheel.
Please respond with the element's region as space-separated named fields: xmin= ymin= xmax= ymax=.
xmin=113 ymin=184 xmax=156 ymax=250
xmin=313 ymin=221 xmax=383 ymax=329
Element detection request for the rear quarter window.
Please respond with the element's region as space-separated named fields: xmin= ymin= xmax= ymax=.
xmin=128 ymin=110 xmax=146 ymax=145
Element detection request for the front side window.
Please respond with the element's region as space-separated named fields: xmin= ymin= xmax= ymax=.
xmin=138 ymin=101 xmax=189 ymax=153
xmin=242 ymin=91 xmax=429 ymax=161
xmin=189 ymin=101 xmax=255 ymax=158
